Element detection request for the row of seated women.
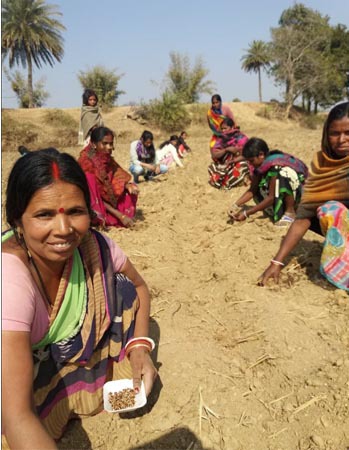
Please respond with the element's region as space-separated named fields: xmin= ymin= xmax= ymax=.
xmin=78 ymin=127 xmax=190 ymax=230
xmin=207 ymin=94 xmax=308 ymax=226
xmin=207 ymin=95 xmax=349 ymax=292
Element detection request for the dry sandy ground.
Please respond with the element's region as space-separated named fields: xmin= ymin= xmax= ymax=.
xmin=2 ymin=104 xmax=349 ymax=450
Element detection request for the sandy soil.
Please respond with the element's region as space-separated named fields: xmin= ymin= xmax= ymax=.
xmin=2 ymin=104 xmax=349 ymax=450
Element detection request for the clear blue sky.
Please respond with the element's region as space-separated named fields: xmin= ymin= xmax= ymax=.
xmin=2 ymin=0 xmax=349 ymax=109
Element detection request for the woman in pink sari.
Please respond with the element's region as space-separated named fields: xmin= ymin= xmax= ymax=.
xmin=208 ymin=118 xmax=250 ymax=189
xmin=78 ymin=127 xmax=138 ymax=228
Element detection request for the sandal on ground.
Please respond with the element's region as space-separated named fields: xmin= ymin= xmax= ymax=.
xmin=275 ymin=214 xmax=295 ymax=227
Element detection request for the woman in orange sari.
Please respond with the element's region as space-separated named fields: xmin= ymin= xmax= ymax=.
xmin=259 ymin=102 xmax=349 ymax=291
xmin=78 ymin=127 xmax=139 ymax=228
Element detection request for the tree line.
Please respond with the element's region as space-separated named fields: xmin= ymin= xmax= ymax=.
xmin=2 ymin=0 xmax=349 ymax=119
xmin=242 ymin=3 xmax=349 ymax=116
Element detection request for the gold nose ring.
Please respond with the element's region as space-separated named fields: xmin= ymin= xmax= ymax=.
xmin=69 ymin=227 xmax=73 ymax=233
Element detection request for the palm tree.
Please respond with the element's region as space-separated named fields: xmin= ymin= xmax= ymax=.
xmin=241 ymin=40 xmax=271 ymax=102
xmin=2 ymin=0 xmax=65 ymax=108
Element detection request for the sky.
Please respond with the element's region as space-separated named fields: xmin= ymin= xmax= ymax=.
xmin=1 ymin=0 xmax=349 ymax=109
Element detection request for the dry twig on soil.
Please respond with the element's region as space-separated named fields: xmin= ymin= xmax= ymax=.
xmin=247 ymin=353 xmax=276 ymax=369
xmin=199 ymin=387 xmax=220 ymax=439
xmin=291 ymin=395 xmax=327 ymax=416
xmin=269 ymin=391 xmax=294 ymax=405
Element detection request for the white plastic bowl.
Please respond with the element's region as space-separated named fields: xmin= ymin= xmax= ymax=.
xmin=103 ymin=379 xmax=147 ymax=413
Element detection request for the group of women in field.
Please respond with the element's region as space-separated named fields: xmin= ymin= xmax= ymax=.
xmin=207 ymin=94 xmax=349 ymax=292
xmin=1 ymin=89 xmax=348 ymax=449
xmin=77 ymin=89 xmax=190 ymax=229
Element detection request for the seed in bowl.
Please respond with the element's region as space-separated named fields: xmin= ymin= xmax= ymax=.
xmin=108 ymin=388 xmax=136 ymax=410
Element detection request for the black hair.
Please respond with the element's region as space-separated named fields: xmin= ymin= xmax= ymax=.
xmin=322 ymin=101 xmax=349 ymax=157
xmin=6 ymin=148 xmax=92 ymax=228
xmin=221 ymin=117 xmax=235 ymax=128
xmin=180 ymin=131 xmax=187 ymax=137
xmin=159 ymin=135 xmax=179 ymax=149
xmin=141 ymin=130 xmax=154 ymax=142
xmin=90 ymin=126 xmax=114 ymax=143
xmin=82 ymin=89 xmax=99 ymax=106
xmin=242 ymin=137 xmax=270 ymax=159
xmin=211 ymin=94 xmax=222 ymax=103
xmin=138 ymin=130 xmax=155 ymax=161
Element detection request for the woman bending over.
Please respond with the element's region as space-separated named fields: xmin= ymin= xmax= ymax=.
xmin=260 ymin=102 xmax=349 ymax=291
xmin=129 ymin=130 xmax=168 ymax=183
xmin=229 ymin=137 xmax=308 ymax=227
xmin=156 ymin=135 xmax=184 ymax=169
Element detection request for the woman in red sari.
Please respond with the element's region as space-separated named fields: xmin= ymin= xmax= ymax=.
xmin=78 ymin=126 xmax=139 ymax=228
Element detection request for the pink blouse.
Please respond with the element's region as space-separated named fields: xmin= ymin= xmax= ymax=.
xmin=2 ymin=234 xmax=127 ymax=345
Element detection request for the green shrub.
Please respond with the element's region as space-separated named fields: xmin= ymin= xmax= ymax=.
xmin=137 ymin=92 xmax=190 ymax=132
xmin=232 ymin=98 xmax=241 ymax=102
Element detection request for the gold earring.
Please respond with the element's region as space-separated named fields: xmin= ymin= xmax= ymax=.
xmin=16 ymin=227 xmax=23 ymax=239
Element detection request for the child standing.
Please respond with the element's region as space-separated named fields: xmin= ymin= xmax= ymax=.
xmin=229 ymin=137 xmax=308 ymax=226
xmin=78 ymin=89 xmax=104 ymax=145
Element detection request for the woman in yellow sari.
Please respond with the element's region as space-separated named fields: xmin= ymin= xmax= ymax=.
xmin=259 ymin=101 xmax=349 ymax=291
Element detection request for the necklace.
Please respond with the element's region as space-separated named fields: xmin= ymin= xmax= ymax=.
xmin=19 ymin=237 xmax=54 ymax=311
xmin=28 ymin=254 xmax=53 ymax=309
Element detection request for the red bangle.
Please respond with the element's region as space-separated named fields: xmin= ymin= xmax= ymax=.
xmin=125 ymin=337 xmax=155 ymax=354
xmin=126 ymin=343 xmax=152 ymax=357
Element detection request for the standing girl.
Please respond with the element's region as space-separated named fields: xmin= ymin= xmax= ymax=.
xmin=207 ymin=94 xmax=235 ymax=149
xmin=78 ymin=89 xmax=104 ymax=145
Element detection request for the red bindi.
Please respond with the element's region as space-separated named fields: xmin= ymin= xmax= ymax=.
xmin=58 ymin=208 xmax=65 ymax=214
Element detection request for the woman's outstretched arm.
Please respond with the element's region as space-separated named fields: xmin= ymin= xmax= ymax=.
xmin=259 ymin=218 xmax=311 ymax=286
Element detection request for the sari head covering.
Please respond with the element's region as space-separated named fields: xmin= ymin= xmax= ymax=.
xmin=78 ymin=105 xmax=104 ymax=144
xmin=207 ymin=98 xmax=236 ymax=149
xmin=256 ymin=150 xmax=309 ymax=179
xmin=211 ymin=126 xmax=248 ymax=162
xmin=300 ymin=102 xmax=349 ymax=205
